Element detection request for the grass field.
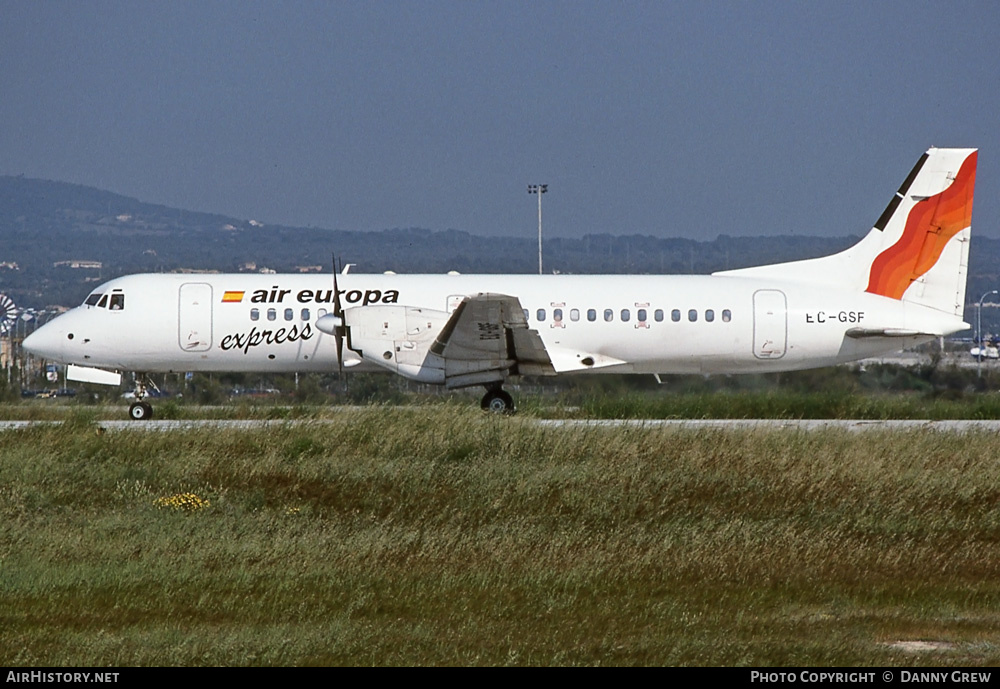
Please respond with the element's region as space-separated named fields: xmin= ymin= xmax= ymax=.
xmin=3 ymin=406 xmax=1000 ymax=665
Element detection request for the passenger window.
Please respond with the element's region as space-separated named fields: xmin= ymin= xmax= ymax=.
xmin=705 ymin=309 xmax=715 ymax=322
xmin=109 ymin=294 xmax=124 ymax=310
xmin=587 ymin=309 xmax=597 ymax=322
xmin=318 ymin=308 xmax=328 ymax=318
xmin=688 ymin=309 xmax=698 ymax=322
xmin=722 ymin=309 xmax=732 ymax=322
xmin=301 ymin=308 xmax=310 ymax=321
xmin=604 ymin=309 xmax=613 ymax=322
xmin=671 ymin=309 xmax=681 ymax=322
xmin=97 ymin=295 xmax=108 ymax=308
xmin=267 ymin=308 xmax=277 ymax=321
xmin=85 ymin=293 xmax=102 ymax=306
xmin=284 ymin=308 xmax=294 ymax=321
xmin=250 ymin=308 xmax=259 ymax=321
xmin=553 ymin=308 xmax=563 ymax=322
xmin=537 ymin=309 xmax=546 ymax=322
xmin=621 ymin=309 xmax=630 ymax=322
xmin=654 ymin=309 xmax=664 ymax=322
xmin=637 ymin=309 xmax=647 ymax=322
xmin=570 ymin=308 xmax=580 ymax=322
xmin=523 ymin=309 xmax=529 ymax=321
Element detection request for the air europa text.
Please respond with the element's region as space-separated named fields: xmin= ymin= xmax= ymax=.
xmin=247 ymin=287 xmax=400 ymax=305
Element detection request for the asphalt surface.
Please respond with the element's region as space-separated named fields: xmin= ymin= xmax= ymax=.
xmin=3 ymin=418 xmax=1000 ymax=432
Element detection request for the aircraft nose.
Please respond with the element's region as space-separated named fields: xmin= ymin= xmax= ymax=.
xmin=22 ymin=321 xmax=65 ymax=361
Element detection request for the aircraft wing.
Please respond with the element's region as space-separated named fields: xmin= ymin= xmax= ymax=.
xmin=436 ymin=295 xmax=628 ymax=374
xmin=430 ymin=293 xmax=555 ymax=378
xmin=342 ymin=292 xmax=556 ymax=389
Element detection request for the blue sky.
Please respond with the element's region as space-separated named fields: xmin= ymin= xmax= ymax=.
xmin=1 ymin=1 xmax=997 ymax=239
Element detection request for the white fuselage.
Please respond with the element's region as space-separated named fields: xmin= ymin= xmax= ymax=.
xmin=24 ymin=272 xmax=963 ymax=379
xmin=22 ymin=147 xmax=977 ymax=396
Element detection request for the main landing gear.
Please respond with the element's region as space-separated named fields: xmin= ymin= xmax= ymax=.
xmin=127 ymin=374 xmax=156 ymax=421
xmin=481 ymin=386 xmax=515 ymax=414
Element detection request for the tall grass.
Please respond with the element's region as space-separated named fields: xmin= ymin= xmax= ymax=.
xmin=3 ymin=407 xmax=1000 ymax=665
xmin=568 ymin=390 xmax=1000 ymax=420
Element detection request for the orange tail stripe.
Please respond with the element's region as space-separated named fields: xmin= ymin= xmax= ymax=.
xmin=866 ymin=151 xmax=976 ymax=300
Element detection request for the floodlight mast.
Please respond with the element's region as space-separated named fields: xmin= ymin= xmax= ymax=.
xmin=527 ymin=184 xmax=548 ymax=275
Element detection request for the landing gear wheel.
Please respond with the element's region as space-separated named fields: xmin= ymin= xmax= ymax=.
xmin=129 ymin=401 xmax=153 ymax=421
xmin=481 ymin=389 xmax=515 ymax=414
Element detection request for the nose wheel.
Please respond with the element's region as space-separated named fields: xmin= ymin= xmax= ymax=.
xmin=126 ymin=374 xmax=157 ymax=421
xmin=481 ymin=387 xmax=515 ymax=414
xmin=129 ymin=401 xmax=154 ymax=421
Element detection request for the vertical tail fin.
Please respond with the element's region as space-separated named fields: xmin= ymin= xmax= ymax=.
xmin=714 ymin=147 xmax=977 ymax=317
xmin=865 ymin=147 xmax=976 ymax=316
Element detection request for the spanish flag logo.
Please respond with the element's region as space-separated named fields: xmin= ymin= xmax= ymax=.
xmin=222 ymin=291 xmax=245 ymax=303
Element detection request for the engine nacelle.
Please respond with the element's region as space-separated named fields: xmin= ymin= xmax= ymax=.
xmin=344 ymin=305 xmax=451 ymax=384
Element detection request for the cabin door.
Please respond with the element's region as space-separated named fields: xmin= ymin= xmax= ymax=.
xmin=752 ymin=289 xmax=787 ymax=359
xmin=178 ymin=283 xmax=213 ymax=352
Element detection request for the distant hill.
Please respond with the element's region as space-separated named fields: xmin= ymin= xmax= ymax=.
xmin=1 ymin=175 xmax=999 ymax=322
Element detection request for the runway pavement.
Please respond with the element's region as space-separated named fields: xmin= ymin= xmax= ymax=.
xmin=536 ymin=419 xmax=1000 ymax=432
xmin=3 ymin=418 xmax=1000 ymax=432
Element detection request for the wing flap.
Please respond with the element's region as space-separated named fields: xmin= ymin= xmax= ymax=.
xmin=546 ymin=348 xmax=628 ymax=372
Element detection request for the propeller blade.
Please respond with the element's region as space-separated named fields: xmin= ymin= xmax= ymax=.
xmin=332 ymin=254 xmax=344 ymax=375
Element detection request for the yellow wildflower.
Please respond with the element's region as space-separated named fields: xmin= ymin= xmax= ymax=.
xmin=153 ymin=493 xmax=210 ymax=511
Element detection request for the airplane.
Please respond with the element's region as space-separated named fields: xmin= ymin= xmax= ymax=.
xmin=23 ymin=147 xmax=977 ymax=419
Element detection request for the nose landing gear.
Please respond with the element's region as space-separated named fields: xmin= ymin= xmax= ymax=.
xmin=126 ymin=374 xmax=157 ymax=421
xmin=129 ymin=401 xmax=153 ymax=420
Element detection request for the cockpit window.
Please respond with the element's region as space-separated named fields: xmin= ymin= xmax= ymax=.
xmin=84 ymin=291 xmax=125 ymax=309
